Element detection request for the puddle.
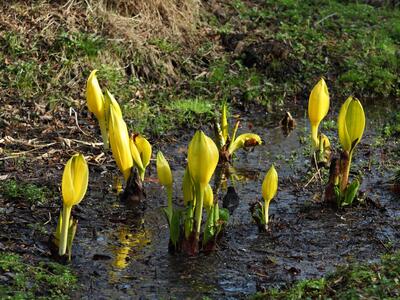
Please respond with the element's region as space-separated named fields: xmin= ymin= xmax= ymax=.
xmin=67 ymin=101 xmax=400 ymax=298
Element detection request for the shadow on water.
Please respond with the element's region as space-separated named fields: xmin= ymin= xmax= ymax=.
xmin=73 ymin=99 xmax=400 ymax=298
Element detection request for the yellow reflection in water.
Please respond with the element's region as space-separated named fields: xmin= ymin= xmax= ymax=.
xmin=110 ymin=222 xmax=151 ymax=274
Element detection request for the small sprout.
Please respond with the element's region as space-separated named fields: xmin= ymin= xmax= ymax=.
xmin=58 ymin=153 xmax=88 ymax=257
xmin=156 ymin=151 xmax=173 ymax=224
xmin=252 ymin=165 xmax=278 ymax=231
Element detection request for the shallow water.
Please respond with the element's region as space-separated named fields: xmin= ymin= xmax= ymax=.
xmin=72 ymin=100 xmax=400 ymax=299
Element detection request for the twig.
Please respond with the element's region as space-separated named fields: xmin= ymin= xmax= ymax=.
xmin=313 ymin=152 xmax=323 ymax=182
xmin=304 ymin=171 xmax=319 ymax=188
xmin=69 ymin=107 xmax=89 ymax=136
xmin=0 ymin=142 xmax=57 ymax=161
xmin=43 ymin=212 xmax=52 ymax=225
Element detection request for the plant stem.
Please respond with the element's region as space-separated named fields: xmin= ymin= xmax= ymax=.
xmin=139 ymin=169 xmax=145 ymax=181
xmin=99 ymin=117 xmax=108 ymax=150
xmin=311 ymin=125 xmax=319 ymax=150
xmin=59 ymin=205 xmax=72 ymax=256
xmin=263 ymin=200 xmax=270 ymax=225
xmin=194 ymin=184 xmax=204 ymax=237
xmin=340 ymin=151 xmax=352 ymax=193
xmin=167 ymin=185 xmax=173 ymax=224
xmin=184 ymin=204 xmax=194 ymax=239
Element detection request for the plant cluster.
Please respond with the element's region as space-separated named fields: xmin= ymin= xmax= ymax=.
xmin=307 ymin=79 xmax=366 ymax=207
xmin=51 ymin=70 xmax=371 ymax=259
xmin=157 ymin=131 xmax=227 ymax=255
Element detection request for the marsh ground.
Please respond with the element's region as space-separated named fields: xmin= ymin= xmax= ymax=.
xmin=0 ymin=0 xmax=399 ymax=299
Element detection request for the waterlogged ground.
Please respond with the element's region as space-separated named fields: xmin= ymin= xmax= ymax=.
xmin=1 ymin=100 xmax=399 ymax=299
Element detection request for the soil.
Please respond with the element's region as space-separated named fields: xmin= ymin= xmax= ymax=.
xmin=0 ymin=99 xmax=399 ymax=299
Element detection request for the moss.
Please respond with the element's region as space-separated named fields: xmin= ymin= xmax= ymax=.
xmin=0 ymin=179 xmax=51 ymax=205
xmin=252 ymin=250 xmax=400 ymax=299
xmin=0 ymin=252 xmax=77 ymax=299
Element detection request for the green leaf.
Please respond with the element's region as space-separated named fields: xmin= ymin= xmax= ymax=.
xmin=342 ymin=180 xmax=360 ymax=206
xmin=163 ymin=207 xmax=173 ymax=226
xmin=184 ymin=205 xmax=194 ymax=239
xmin=219 ymin=208 xmax=230 ymax=223
xmin=203 ymin=208 xmax=215 ymax=244
xmin=170 ymin=210 xmax=181 ymax=246
xmin=334 ymin=186 xmax=342 ymax=207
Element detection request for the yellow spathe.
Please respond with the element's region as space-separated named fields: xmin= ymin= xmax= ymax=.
xmin=156 ymin=151 xmax=173 ymax=187
xmin=338 ymin=96 xmax=365 ymax=153
xmin=262 ymin=164 xmax=278 ymax=203
xmin=308 ymin=78 xmax=330 ymax=147
xmin=86 ymin=70 xmax=105 ymax=120
xmin=62 ymin=153 xmax=89 ymax=207
xmin=188 ymin=131 xmax=219 ymax=188
xmin=108 ymin=102 xmax=133 ymax=181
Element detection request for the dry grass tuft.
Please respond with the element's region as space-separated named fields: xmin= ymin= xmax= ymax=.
xmin=91 ymin=0 xmax=200 ymax=42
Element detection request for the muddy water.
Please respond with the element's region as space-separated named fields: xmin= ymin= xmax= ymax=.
xmin=73 ymin=100 xmax=400 ymax=299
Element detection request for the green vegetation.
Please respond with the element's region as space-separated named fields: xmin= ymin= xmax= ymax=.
xmin=252 ymin=250 xmax=400 ymax=299
xmin=0 ymin=179 xmax=50 ymax=205
xmin=1 ymin=1 xmax=398 ymax=138
xmin=383 ymin=111 xmax=400 ymax=137
xmin=201 ymin=0 xmax=400 ymax=105
xmin=0 ymin=252 xmax=77 ymax=299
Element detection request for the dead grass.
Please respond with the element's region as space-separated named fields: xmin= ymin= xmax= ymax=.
xmin=92 ymin=0 xmax=200 ymax=41
xmin=0 ymin=0 xmax=202 ymax=86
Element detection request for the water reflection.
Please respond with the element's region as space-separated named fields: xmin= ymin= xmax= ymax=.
xmin=109 ymin=222 xmax=151 ymax=282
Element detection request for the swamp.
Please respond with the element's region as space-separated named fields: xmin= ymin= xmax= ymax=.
xmin=0 ymin=1 xmax=399 ymax=299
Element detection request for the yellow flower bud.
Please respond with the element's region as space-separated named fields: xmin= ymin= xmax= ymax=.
xmin=108 ymin=102 xmax=133 ymax=181
xmin=262 ymin=165 xmax=278 ymax=203
xmin=62 ymin=153 xmax=89 ymax=207
xmin=338 ymin=96 xmax=365 ymax=153
xmin=86 ymin=70 xmax=105 ymax=120
xmin=156 ymin=151 xmax=173 ymax=187
xmin=188 ymin=131 xmax=219 ymax=188
xmin=308 ymin=78 xmax=330 ymax=147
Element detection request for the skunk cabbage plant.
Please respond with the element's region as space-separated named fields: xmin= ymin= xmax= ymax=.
xmin=156 ymin=151 xmax=173 ymax=224
xmin=325 ymin=96 xmax=365 ymax=207
xmin=338 ymin=96 xmax=365 ymax=193
xmin=108 ymin=96 xmax=133 ymax=182
xmin=59 ymin=153 xmax=88 ymax=256
xmin=86 ymin=70 xmax=108 ymax=149
xmin=188 ymin=131 xmax=219 ymax=238
xmin=261 ymin=165 xmax=278 ymax=226
xmin=308 ymin=78 xmax=330 ymax=149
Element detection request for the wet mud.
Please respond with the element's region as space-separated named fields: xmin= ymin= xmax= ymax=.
xmin=1 ymin=100 xmax=399 ymax=299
